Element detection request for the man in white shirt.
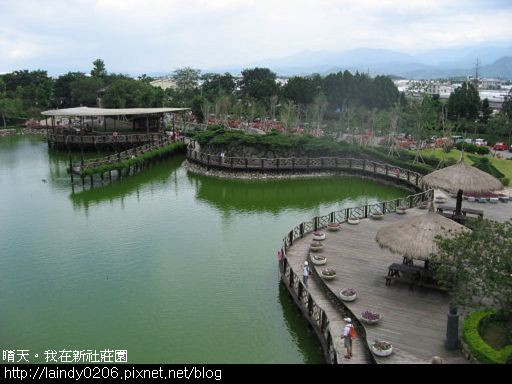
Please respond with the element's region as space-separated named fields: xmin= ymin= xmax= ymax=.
xmin=303 ymin=261 xmax=310 ymax=287
xmin=343 ymin=317 xmax=354 ymax=359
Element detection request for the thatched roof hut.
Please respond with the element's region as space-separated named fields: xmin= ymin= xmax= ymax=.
xmin=422 ymin=160 xmax=503 ymax=194
xmin=376 ymin=207 xmax=470 ymax=261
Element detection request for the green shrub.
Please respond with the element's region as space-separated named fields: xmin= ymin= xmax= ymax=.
xmin=80 ymin=142 xmax=185 ymax=177
xmin=501 ymin=177 xmax=510 ymax=187
xmin=467 ymin=155 xmax=505 ymax=179
xmin=456 ymin=142 xmax=491 ymax=155
xmin=463 ymin=310 xmax=512 ymax=364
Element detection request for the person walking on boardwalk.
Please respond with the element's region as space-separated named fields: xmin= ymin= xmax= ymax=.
xmin=343 ymin=317 xmax=356 ymax=359
xmin=303 ymin=261 xmax=311 ymax=287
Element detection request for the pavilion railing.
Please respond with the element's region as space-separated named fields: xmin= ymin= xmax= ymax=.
xmin=48 ymin=132 xmax=164 ymax=145
xmin=186 ymin=147 xmax=424 ymax=189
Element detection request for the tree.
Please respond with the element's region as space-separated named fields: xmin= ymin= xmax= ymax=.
xmin=53 ymin=72 xmax=87 ymax=107
xmin=282 ymin=76 xmax=320 ymax=106
xmin=172 ymin=67 xmax=201 ymax=91
xmin=70 ymin=77 xmax=103 ymax=107
xmin=91 ymin=59 xmax=107 ymax=78
xmin=201 ymin=72 xmax=235 ymax=101
xmin=238 ymin=67 xmax=279 ymax=105
xmin=433 ymin=219 xmax=512 ymax=318
xmin=447 ymin=81 xmax=481 ymax=121
xmin=501 ymin=98 xmax=512 ymax=121
xmin=481 ymin=98 xmax=492 ymax=124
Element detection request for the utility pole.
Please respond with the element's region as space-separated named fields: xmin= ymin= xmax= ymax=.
xmin=474 ymin=58 xmax=480 ymax=88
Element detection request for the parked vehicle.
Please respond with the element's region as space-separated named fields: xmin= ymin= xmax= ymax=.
xmin=474 ymin=138 xmax=487 ymax=147
xmin=493 ymin=142 xmax=509 ymax=151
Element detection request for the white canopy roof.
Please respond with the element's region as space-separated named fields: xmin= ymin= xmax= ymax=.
xmin=41 ymin=106 xmax=189 ymax=117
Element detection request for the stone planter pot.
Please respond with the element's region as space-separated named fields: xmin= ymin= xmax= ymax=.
xmin=339 ymin=290 xmax=357 ymax=302
xmin=347 ymin=218 xmax=360 ymax=225
xmin=313 ymin=232 xmax=326 ymax=241
xmin=310 ymin=241 xmax=323 ymax=252
xmin=361 ymin=311 xmax=381 ymax=325
xmin=371 ymin=342 xmax=393 ymax=357
xmin=418 ymin=201 xmax=429 ymax=209
xmin=467 ymin=196 xmax=476 ymax=202
xmin=311 ymin=255 xmax=327 ymax=266
xmin=370 ymin=212 xmax=384 ymax=220
xmin=489 ymin=197 xmax=499 ymax=204
xmin=321 ymin=269 xmax=336 ymax=280
xmin=327 ymin=223 xmax=341 ymax=232
xmin=435 ymin=196 xmax=447 ymax=204
xmin=396 ymin=207 xmax=407 ymax=215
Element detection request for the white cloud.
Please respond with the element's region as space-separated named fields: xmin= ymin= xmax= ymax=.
xmin=0 ymin=0 xmax=511 ymax=74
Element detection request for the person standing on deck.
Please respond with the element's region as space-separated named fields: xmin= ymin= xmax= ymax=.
xmin=303 ymin=261 xmax=311 ymax=287
xmin=343 ymin=318 xmax=355 ymax=359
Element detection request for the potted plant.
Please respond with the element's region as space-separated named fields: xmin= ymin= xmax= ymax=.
xmin=371 ymin=340 xmax=393 ymax=357
xmin=347 ymin=216 xmax=360 ymax=225
xmin=361 ymin=310 xmax=381 ymax=325
xmin=339 ymin=288 xmax=357 ymax=302
xmin=396 ymin=205 xmax=407 ymax=214
xmin=313 ymin=231 xmax=326 ymax=241
xmin=327 ymin=222 xmax=341 ymax=232
xmin=321 ymin=268 xmax=336 ymax=280
xmin=311 ymin=254 xmax=327 ymax=266
xmin=309 ymin=241 xmax=323 ymax=252
xmin=370 ymin=211 xmax=384 ymax=220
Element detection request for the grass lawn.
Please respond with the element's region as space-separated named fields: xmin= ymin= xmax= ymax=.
xmin=415 ymin=148 xmax=512 ymax=181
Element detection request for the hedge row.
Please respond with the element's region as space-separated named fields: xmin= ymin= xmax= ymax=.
xmin=80 ymin=142 xmax=186 ymax=177
xmin=463 ymin=310 xmax=512 ymax=364
xmin=456 ymin=142 xmax=491 ymax=155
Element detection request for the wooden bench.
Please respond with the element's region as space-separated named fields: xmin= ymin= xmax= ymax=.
xmin=436 ymin=205 xmax=484 ymax=219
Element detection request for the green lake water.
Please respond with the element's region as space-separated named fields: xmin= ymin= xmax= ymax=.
xmin=0 ymin=136 xmax=407 ymax=363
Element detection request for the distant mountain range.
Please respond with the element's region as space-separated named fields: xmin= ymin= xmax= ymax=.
xmin=206 ymin=43 xmax=512 ymax=80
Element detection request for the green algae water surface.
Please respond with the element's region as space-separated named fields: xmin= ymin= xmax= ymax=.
xmin=0 ymin=136 xmax=407 ymax=363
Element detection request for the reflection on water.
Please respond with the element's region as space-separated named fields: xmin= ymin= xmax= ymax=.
xmin=0 ymin=136 xmax=407 ymax=363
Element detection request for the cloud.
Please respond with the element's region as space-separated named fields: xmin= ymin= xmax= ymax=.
xmin=0 ymin=0 xmax=511 ymax=74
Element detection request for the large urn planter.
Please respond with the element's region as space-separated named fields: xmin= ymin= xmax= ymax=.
xmin=370 ymin=211 xmax=384 ymax=220
xmin=396 ymin=206 xmax=407 ymax=215
xmin=313 ymin=231 xmax=326 ymax=241
xmin=309 ymin=241 xmax=323 ymax=252
xmin=339 ymin=288 xmax=357 ymax=302
xmin=361 ymin=310 xmax=381 ymax=325
xmin=347 ymin=217 xmax=360 ymax=225
xmin=327 ymin=222 xmax=341 ymax=232
xmin=321 ymin=268 xmax=337 ymax=281
xmin=311 ymin=254 xmax=327 ymax=266
xmin=467 ymin=196 xmax=476 ymax=202
xmin=371 ymin=341 xmax=393 ymax=357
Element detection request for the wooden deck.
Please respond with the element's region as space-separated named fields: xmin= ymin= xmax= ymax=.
xmin=286 ymin=208 xmax=469 ymax=364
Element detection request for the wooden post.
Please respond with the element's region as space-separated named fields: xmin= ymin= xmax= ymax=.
xmin=146 ymin=116 xmax=149 ymax=134
xmin=90 ymin=175 xmax=93 ymax=188
xmin=69 ymin=156 xmax=74 ymax=185
xmin=300 ymin=223 xmax=304 ymax=238
xmin=385 ymin=165 xmax=389 ymax=176
xmin=109 ymin=170 xmax=112 ymax=182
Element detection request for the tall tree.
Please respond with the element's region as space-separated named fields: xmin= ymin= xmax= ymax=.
xmin=172 ymin=67 xmax=201 ymax=91
xmin=447 ymin=81 xmax=481 ymax=121
xmin=238 ymin=67 xmax=279 ymax=105
xmin=91 ymin=59 xmax=107 ymax=78
xmin=481 ymin=98 xmax=492 ymax=124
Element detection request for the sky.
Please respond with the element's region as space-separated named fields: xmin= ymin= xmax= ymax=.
xmin=1 ymin=0 xmax=512 ymax=75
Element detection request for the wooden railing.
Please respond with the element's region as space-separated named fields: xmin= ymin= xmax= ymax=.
xmin=187 ymin=148 xmax=423 ymax=189
xmin=48 ymin=132 xmax=164 ymax=145
xmin=279 ymin=256 xmax=339 ymax=364
xmin=278 ymin=188 xmax=434 ymax=364
xmin=71 ymin=136 xmax=184 ymax=175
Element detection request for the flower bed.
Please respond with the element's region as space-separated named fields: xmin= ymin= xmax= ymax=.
xmin=321 ymin=268 xmax=337 ymax=280
xmin=347 ymin=217 xmax=360 ymax=225
xmin=311 ymin=254 xmax=327 ymax=266
xmin=361 ymin=310 xmax=381 ymax=324
xmin=463 ymin=310 xmax=512 ymax=364
xmin=339 ymin=288 xmax=357 ymax=302
xmin=371 ymin=340 xmax=393 ymax=357
xmin=313 ymin=231 xmax=326 ymax=241
xmin=327 ymin=222 xmax=341 ymax=232
xmin=309 ymin=241 xmax=323 ymax=252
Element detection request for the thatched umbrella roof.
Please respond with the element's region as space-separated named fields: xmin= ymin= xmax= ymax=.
xmin=422 ymin=160 xmax=503 ymax=194
xmin=376 ymin=207 xmax=470 ymax=261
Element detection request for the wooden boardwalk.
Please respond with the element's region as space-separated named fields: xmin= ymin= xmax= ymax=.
xmin=286 ymin=208 xmax=468 ymax=364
